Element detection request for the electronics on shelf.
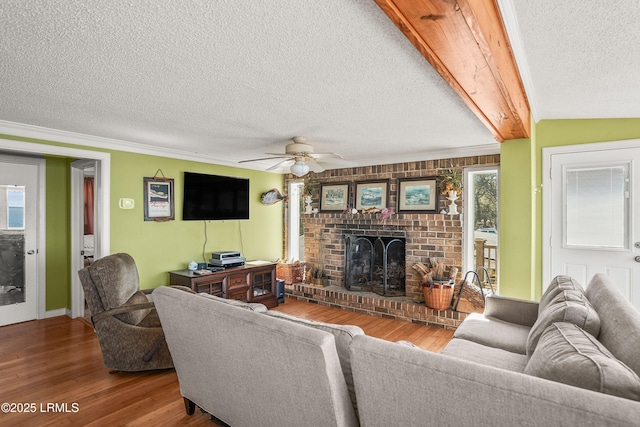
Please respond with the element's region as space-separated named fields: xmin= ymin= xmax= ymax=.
xmin=209 ymin=251 xmax=246 ymax=268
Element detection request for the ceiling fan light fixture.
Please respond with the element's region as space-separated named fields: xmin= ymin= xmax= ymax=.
xmin=290 ymin=160 xmax=310 ymax=177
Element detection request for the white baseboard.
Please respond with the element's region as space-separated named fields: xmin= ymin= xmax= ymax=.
xmin=45 ymin=308 xmax=67 ymax=318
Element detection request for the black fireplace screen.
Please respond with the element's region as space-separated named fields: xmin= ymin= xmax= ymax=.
xmin=344 ymin=235 xmax=405 ymax=296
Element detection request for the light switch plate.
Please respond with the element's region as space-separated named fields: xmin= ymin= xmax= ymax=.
xmin=119 ymin=198 xmax=135 ymax=209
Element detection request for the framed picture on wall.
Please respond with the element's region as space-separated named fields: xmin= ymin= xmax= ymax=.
xmin=355 ymin=180 xmax=389 ymax=211
xmin=397 ymin=177 xmax=438 ymax=213
xmin=320 ymin=182 xmax=351 ymax=212
xmin=143 ymin=176 xmax=175 ymax=221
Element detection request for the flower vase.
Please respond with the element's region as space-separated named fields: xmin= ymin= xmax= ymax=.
xmin=304 ymin=195 xmax=313 ymax=214
xmin=447 ymin=190 xmax=459 ymax=215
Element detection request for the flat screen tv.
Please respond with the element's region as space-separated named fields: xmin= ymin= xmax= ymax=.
xmin=182 ymin=172 xmax=250 ymax=220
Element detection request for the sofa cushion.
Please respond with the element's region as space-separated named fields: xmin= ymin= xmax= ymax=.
xmin=114 ymin=290 xmax=152 ymax=325
xmin=453 ymin=312 xmax=530 ymax=354
xmin=525 ymin=322 xmax=640 ymax=401
xmin=441 ymin=338 xmax=528 ymax=372
xmin=539 ymin=275 xmax=584 ymax=314
xmin=265 ymin=310 xmax=364 ymax=413
xmin=197 ymin=293 xmax=268 ymax=312
xmin=585 ymin=273 xmax=640 ymax=378
xmin=526 ymin=291 xmax=600 ymax=357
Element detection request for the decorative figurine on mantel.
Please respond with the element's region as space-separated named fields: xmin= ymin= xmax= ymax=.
xmin=438 ymin=166 xmax=462 ymax=215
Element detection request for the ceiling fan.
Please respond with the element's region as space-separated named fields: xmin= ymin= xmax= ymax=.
xmin=239 ymin=136 xmax=347 ymax=176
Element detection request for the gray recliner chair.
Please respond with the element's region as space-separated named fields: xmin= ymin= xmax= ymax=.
xmin=78 ymin=253 xmax=174 ymax=372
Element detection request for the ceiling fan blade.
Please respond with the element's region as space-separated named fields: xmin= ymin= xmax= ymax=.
xmin=313 ymin=152 xmax=345 ymax=160
xmin=267 ymin=158 xmax=294 ymax=171
xmin=239 ymin=155 xmax=290 ymax=163
xmin=305 ymin=158 xmax=325 ymax=173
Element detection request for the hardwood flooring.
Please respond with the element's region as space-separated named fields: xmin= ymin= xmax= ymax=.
xmin=0 ymin=298 xmax=453 ymax=426
xmin=275 ymin=298 xmax=454 ymax=351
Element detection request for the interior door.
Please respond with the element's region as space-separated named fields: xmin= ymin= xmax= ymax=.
xmin=0 ymin=159 xmax=39 ymax=326
xmin=549 ymin=146 xmax=640 ymax=310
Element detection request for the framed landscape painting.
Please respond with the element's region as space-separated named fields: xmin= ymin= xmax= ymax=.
xmin=398 ymin=177 xmax=438 ymax=213
xmin=355 ymin=180 xmax=389 ymax=211
xmin=320 ymin=182 xmax=351 ymax=212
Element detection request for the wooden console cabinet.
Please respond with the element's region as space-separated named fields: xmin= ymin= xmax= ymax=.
xmin=168 ymin=262 xmax=278 ymax=308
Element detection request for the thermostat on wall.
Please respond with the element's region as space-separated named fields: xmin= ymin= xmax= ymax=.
xmin=119 ymin=198 xmax=135 ymax=209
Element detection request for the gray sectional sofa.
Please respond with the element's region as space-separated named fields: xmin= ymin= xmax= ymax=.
xmin=154 ymin=273 xmax=640 ymax=427
xmin=153 ymin=288 xmax=362 ymax=427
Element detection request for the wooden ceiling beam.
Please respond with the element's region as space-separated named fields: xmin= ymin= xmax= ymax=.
xmin=374 ymin=0 xmax=530 ymax=141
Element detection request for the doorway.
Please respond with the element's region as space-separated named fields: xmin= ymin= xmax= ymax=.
xmin=0 ymin=136 xmax=110 ymax=320
xmin=70 ymin=159 xmax=100 ymax=318
xmin=543 ymin=140 xmax=640 ymax=310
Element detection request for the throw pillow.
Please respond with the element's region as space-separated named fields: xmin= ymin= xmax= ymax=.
xmin=539 ymin=275 xmax=584 ymax=314
xmin=526 ymin=292 xmax=600 ymax=357
xmin=525 ymin=322 xmax=640 ymax=401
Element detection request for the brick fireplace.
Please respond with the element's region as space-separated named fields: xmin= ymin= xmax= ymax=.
xmin=300 ymin=212 xmax=462 ymax=299
xmin=282 ymin=155 xmax=499 ymax=327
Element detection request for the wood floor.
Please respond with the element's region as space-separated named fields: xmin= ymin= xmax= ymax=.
xmin=0 ymin=298 xmax=453 ymax=426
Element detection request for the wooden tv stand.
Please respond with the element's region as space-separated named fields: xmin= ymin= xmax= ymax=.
xmin=168 ymin=262 xmax=278 ymax=308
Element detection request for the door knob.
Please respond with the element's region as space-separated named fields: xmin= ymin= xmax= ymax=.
xmin=635 ymin=256 xmax=640 ymax=263
xmin=27 ymin=250 xmax=35 ymax=255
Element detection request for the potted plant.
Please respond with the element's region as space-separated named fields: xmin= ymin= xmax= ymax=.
xmin=302 ymin=177 xmax=315 ymax=214
xmin=303 ymin=178 xmax=314 ymax=197
xmin=438 ymin=166 xmax=462 ymax=196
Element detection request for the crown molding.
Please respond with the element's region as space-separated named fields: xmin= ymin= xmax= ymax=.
xmin=0 ymin=120 xmax=248 ymax=169
xmin=0 ymin=120 xmax=500 ymax=172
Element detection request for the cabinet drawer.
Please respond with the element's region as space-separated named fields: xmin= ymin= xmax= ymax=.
xmin=228 ymin=287 xmax=249 ymax=302
xmin=227 ymin=274 xmax=248 ymax=289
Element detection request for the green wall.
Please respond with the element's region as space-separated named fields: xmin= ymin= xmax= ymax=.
xmin=498 ymin=138 xmax=535 ymax=299
xmin=1 ymin=135 xmax=284 ymax=310
xmin=45 ymin=156 xmax=72 ymax=309
xmin=109 ymin=151 xmax=284 ymax=289
xmin=500 ymin=118 xmax=640 ymax=300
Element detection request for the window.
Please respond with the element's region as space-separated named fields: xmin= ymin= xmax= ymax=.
xmin=7 ymin=188 xmax=25 ymax=230
xmin=564 ymin=164 xmax=628 ymax=249
xmin=463 ymin=167 xmax=499 ymax=290
xmin=287 ymin=181 xmax=304 ymax=261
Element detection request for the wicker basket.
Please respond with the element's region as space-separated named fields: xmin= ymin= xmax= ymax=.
xmin=424 ymin=281 xmax=455 ymax=310
xmin=276 ymin=263 xmax=304 ymax=284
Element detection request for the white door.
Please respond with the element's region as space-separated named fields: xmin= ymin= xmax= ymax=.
xmin=0 ymin=160 xmax=39 ymax=326
xmin=548 ymin=145 xmax=640 ymax=310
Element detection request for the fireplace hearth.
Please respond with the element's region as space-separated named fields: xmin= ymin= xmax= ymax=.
xmin=344 ymin=234 xmax=406 ymax=296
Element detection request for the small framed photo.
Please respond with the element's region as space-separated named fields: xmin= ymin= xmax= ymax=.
xmin=320 ymin=182 xmax=351 ymax=212
xmin=397 ymin=177 xmax=438 ymax=213
xmin=143 ymin=177 xmax=175 ymax=221
xmin=355 ymin=180 xmax=389 ymax=211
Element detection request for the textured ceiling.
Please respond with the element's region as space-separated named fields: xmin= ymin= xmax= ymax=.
xmin=0 ymin=1 xmax=638 ymax=172
xmin=499 ymin=0 xmax=640 ymax=121
xmin=0 ymin=0 xmax=495 ymax=170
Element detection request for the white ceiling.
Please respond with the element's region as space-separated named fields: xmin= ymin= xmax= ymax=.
xmin=499 ymin=1 xmax=640 ymax=121
xmin=0 ymin=1 xmax=638 ymax=172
